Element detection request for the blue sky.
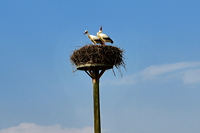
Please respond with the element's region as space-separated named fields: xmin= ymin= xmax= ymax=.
xmin=0 ymin=0 xmax=200 ymax=133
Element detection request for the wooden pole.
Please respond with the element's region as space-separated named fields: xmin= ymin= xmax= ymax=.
xmin=83 ymin=68 xmax=107 ymax=133
xmin=92 ymin=69 xmax=101 ymax=133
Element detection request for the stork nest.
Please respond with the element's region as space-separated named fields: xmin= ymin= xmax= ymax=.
xmin=70 ymin=44 xmax=125 ymax=69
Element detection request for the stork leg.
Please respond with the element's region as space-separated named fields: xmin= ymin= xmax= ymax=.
xmin=101 ymin=42 xmax=106 ymax=45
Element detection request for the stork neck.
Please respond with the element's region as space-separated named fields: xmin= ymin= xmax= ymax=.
xmin=97 ymin=30 xmax=102 ymax=35
xmin=98 ymin=30 xmax=102 ymax=33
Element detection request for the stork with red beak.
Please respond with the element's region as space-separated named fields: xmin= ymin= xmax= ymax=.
xmin=83 ymin=30 xmax=103 ymax=45
xmin=97 ymin=26 xmax=114 ymax=45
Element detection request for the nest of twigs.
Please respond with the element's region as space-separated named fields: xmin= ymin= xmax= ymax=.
xmin=70 ymin=44 xmax=125 ymax=69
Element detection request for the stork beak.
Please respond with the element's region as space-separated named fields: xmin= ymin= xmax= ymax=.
xmin=100 ymin=26 xmax=102 ymax=30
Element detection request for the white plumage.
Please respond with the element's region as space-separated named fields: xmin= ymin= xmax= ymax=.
xmin=83 ymin=30 xmax=103 ymax=45
xmin=97 ymin=26 xmax=114 ymax=45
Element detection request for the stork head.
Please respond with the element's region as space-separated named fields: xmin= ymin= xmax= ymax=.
xmin=83 ymin=30 xmax=88 ymax=35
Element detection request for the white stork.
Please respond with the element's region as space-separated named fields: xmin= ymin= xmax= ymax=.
xmin=83 ymin=30 xmax=103 ymax=45
xmin=97 ymin=26 xmax=114 ymax=45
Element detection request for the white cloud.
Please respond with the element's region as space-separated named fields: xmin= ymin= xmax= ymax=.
xmin=183 ymin=69 xmax=200 ymax=84
xmin=0 ymin=123 xmax=94 ymax=133
xmin=109 ymin=61 xmax=200 ymax=85
xmin=141 ymin=62 xmax=200 ymax=80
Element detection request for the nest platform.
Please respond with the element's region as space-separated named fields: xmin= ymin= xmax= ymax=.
xmin=76 ymin=63 xmax=113 ymax=71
